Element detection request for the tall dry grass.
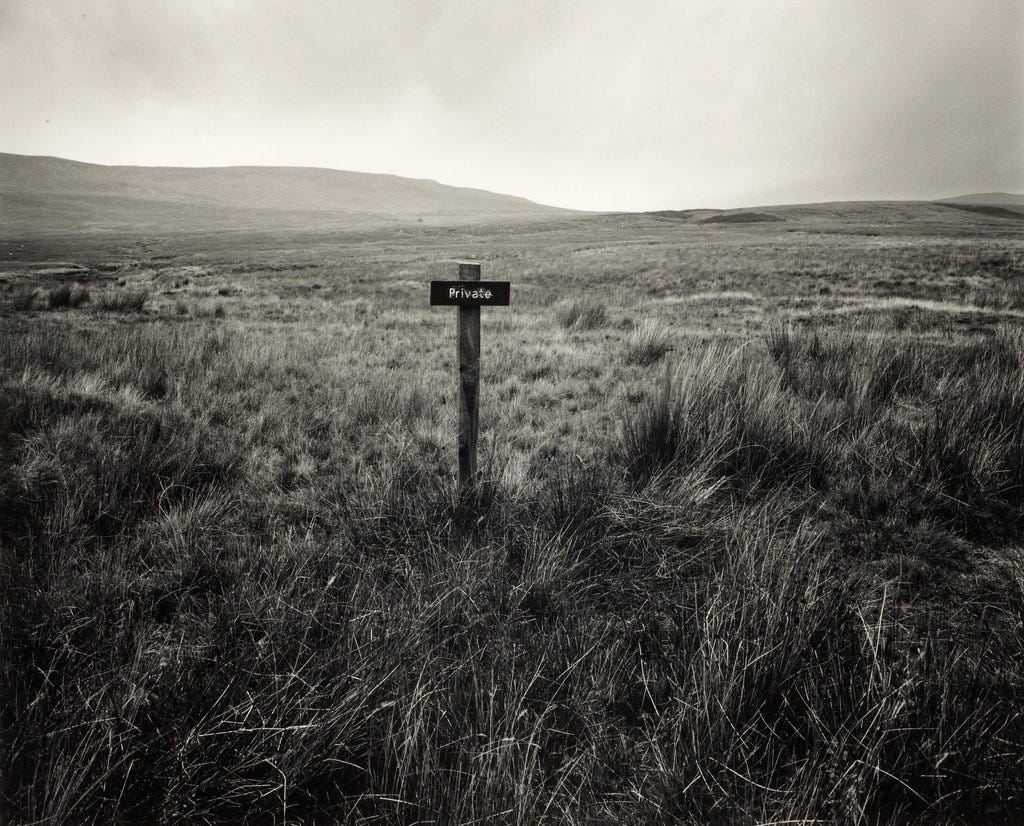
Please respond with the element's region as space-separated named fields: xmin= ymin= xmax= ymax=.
xmin=2 ymin=320 xmax=1023 ymax=824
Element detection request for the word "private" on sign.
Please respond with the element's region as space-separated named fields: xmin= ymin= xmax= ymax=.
xmin=429 ymin=280 xmax=511 ymax=307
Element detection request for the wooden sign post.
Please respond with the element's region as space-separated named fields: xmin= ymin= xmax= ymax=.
xmin=429 ymin=262 xmax=510 ymax=506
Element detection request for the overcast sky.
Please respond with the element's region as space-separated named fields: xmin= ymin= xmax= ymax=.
xmin=1 ymin=0 xmax=1021 ymax=211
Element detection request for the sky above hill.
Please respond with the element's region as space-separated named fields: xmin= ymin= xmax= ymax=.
xmin=1 ymin=0 xmax=1021 ymax=212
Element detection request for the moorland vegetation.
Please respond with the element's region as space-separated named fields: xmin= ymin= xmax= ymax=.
xmin=2 ymin=213 xmax=1024 ymax=823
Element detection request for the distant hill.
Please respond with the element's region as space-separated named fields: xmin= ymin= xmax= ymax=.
xmin=939 ymin=192 xmax=1024 ymax=207
xmin=0 ymin=153 xmax=572 ymax=234
xmin=639 ymin=199 xmax=1023 ymax=231
xmin=3 ymin=153 xmax=1021 ymax=237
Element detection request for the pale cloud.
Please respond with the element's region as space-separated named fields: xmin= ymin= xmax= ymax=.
xmin=1 ymin=0 xmax=1021 ymax=210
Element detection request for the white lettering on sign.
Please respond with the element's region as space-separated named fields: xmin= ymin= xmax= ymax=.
xmin=448 ymin=286 xmax=494 ymax=300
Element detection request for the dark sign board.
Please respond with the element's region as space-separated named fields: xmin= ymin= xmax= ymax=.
xmin=430 ymin=280 xmax=511 ymax=307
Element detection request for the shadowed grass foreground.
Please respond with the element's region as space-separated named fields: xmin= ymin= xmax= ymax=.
xmin=2 ymin=318 xmax=1023 ymax=825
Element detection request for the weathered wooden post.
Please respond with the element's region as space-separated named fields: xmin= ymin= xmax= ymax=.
xmin=456 ymin=261 xmax=481 ymax=495
xmin=429 ymin=262 xmax=510 ymax=507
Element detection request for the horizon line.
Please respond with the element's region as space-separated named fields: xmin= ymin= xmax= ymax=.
xmin=2 ymin=149 xmax=1021 ymax=215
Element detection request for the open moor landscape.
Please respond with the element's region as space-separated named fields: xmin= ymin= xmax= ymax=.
xmin=2 ymin=155 xmax=1024 ymax=823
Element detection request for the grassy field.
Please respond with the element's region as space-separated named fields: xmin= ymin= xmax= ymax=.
xmin=2 ymin=212 xmax=1024 ymax=824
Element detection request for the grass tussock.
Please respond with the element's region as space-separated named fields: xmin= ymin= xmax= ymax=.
xmin=94 ymin=287 xmax=150 ymax=312
xmin=2 ymin=318 xmax=1024 ymax=823
xmin=625 ymin=326 xmax=1024 ymax=543
xmin=621 ymin=344 xmax=826 ymax=490
xmin=555 ymin=298 xmax=608 ymax=330
xmin=45 ymin=283 xmax=90 ymax=309
xmin=623 ymin=319 xmax=673 ymax=366
xmin=11 ymin=287 xmax=39 ymax=311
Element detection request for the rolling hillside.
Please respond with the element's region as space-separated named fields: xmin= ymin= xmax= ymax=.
xmin=940 ymin=192 xmax=1024 ymax=207
xmin=639 ymin=199 xmax=1024 ymax=232
xmin=3 ymin=152 xmax=1021 ymax=237
xmin=0 ymin=153 xmax=572 ymax=234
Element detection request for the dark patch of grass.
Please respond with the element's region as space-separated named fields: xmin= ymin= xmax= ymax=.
xmin=969 ymin=282 xmax=1024 ymax=311
xmin=95 ymin=288 xmax=149 ymax=312
xmin=649 ymin=511 xmax=1024 ymax=824
xmin=10 ymin=287 xmax=38 ymax=310
xmin=45 ymin=283 xmax=90 ymax=309
xmin=700 ymin=210 xmax=785 ymax=223
xmin=0 ymin=380 xmax=241 ymax=556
